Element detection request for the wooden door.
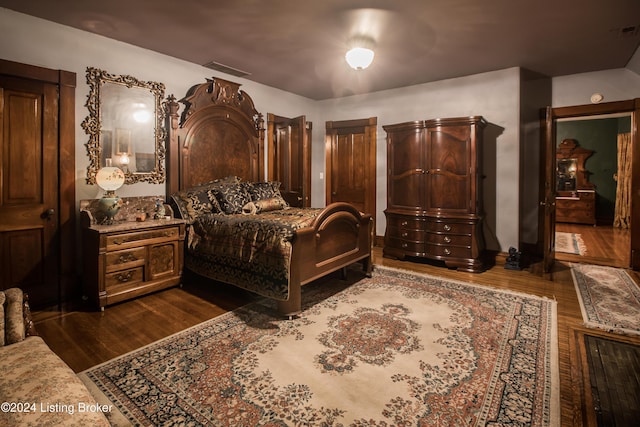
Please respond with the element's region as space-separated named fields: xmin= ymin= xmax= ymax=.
xmin=0 ymin=60 xmax=76 ymax=309
xmin=0 ymin=76 xmax=59 ymax=307
xmin=541 ymin=107 xmax=557 ymax=273
xmin=267 ymin=114 xmax=311 ymax=207
xmin=325 ymin=117 xmax=376 ymax=220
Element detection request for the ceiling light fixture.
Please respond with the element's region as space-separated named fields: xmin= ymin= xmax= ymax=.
xmin=345 ymin=36 xmax=375 ymax=70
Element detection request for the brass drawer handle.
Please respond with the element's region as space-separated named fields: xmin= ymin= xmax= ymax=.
xmin=115 ymin=271 xmax=134 ymax=282
xmin=443 ymin=236 xmax=451 ymax=243
xmin=444 ymin=248 xmax=451 ymax=255
xmin=118 ymin=254 xmax=137 ymax=263
xmin=401 ymin=232 xmax=408 ymax=237
xmin=401 ymin=221 xmax=408 ymax=226
xmin=401 ymin=243 xmax=408 ymax=248
xmin=443 ymin=224 xmax=451 ymax=231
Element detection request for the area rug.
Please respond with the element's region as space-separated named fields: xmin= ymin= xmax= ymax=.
xmin=79 ymin=266 xmax=559 ymax=426
xmin=571 ymin=263 xmax=640 ymax=336
xmin=556 ymin=231 xmax=587 ymax=255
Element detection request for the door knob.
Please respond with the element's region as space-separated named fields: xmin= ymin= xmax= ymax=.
xmin=42 ymin=208 xmax=56 ymax=219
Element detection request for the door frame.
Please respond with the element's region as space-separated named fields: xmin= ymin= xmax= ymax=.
xmin=541 ymin=99 xmax=640 ymax=271
xmin=0 ymin=58 xmax=77 ymax=302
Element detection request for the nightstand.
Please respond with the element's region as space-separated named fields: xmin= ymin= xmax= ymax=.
xmin=81 ymin=212 xmax=186 ymax=310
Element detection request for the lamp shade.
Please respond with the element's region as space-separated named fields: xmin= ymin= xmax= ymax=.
xmin=345 ymin=47 xmax=375 ymax=70
xmin=95 ymin=167 xmax=125 ymax=193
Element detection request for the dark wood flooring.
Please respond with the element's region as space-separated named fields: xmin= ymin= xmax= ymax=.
xmin=584 ymin=334 xmax=640 ymax=427
xmin=32 ymin=246 xmax=640 ymax=427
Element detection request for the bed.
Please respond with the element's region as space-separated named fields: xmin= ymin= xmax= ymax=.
xmin=165 ymin=77 xmax=372 ymax=317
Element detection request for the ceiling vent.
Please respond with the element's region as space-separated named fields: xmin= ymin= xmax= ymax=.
xmin=202 ymin=61 xmax=251 ymax=78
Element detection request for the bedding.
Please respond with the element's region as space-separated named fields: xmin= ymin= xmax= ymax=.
xmin=187 ymin=207 xmax=322 ymax=300
xmin=173 ymin=177 xmax=317 ymax=301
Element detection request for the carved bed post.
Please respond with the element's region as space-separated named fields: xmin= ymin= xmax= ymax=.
xmin=165 ymin=95 xmax=181 ymax=198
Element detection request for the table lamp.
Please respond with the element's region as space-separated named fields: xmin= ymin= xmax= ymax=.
xmin=95 ymin=166 xmax=125 ymax=223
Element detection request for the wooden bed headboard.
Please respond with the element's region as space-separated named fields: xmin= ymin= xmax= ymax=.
xmin=165 ymin=78 xmax=265 ymax=196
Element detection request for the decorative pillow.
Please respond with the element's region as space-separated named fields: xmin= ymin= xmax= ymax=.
xmin=245 ymin=181 xmax=285 ymax=202
xmin=170 ymin=176 xmax=240 ymax=222
xmin=212 ymin=182 xmax=252 ymax=214
xmin=242 ymin=197 xmax=289 ymax=214
xmin=3 ymin=288 xmax=25 ymax=345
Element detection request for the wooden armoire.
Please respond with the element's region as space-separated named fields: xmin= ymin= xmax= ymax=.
xmin=383 ymin=116 xmax=486 ymax=272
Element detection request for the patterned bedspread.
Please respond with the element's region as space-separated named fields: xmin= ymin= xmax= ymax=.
xmin=185 ymin=208 xmax=322 ymax=301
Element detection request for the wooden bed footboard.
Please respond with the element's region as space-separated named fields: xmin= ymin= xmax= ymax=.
xmin=277 ymin=202 xmax=373 ymax=317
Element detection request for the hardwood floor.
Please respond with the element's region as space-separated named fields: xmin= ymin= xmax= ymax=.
xmin=32 ymin=246 xmax=640 ymax=427
xmin=556 ymin=222 xmax=631 ymax=268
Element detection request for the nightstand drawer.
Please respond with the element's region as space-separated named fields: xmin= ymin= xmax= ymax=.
xmin=105 ymin=247 xmax=146 ymax=273
xmin=106 ymin=226 xmax=180 ymax=250
xmin=105 ymin=266 xmax=144 ymax=288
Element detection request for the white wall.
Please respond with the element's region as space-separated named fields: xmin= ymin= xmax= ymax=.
xmin=552 ymin=68 xmax=640 ymax=107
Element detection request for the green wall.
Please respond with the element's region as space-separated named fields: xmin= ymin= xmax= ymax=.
xmin=556 ymin=116 xmax=631 ymax=222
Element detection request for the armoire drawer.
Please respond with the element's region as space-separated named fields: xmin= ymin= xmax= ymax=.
xmin=385 ymin=215 xmax=426 ymax=231
xmin=426 ymin=221 xmax=473 ymax=235
xmin=386 ymin=236 xmax=425 ymax=254
xmin=426 ymin=243 xmax=471 ymax=259
xmin=425 ymin=232 xmax=472 ymax=246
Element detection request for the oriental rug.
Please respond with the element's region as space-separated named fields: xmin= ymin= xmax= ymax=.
xmin=79 ymin=266 xmax=559 ymax=426
xmin=555 ymin=231 xmax=587 ymax=255
xmin=571 ymin=263 xmax=640 ymax=337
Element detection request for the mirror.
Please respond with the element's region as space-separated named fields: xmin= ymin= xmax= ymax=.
xmin=82 ymin=67 xmax=166 ymax=185
xmin=556 ymin=158 xmax=577 ymax=192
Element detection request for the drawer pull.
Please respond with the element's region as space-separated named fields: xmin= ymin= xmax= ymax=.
xmin=443 ymin=236 xmax=451 ymax=243
xmin=444 ymin=248 xmax=451 ymax=255
xmin=113 ymin=238 xmax=123 ymax=245
xmin=401 ymin=221 xmax=408 ymax=226
xmin=443 ymin=224 xmax=451 ymax=231
xmin=401 ymin=232 xmax=408 ymax=237
xmin=118 ymin=254 xmax=137 ymax=263
xmin=401 ymin=243 xmax=408 ymax=248
xmin=115 ymin=271 xmax=134 ymax=282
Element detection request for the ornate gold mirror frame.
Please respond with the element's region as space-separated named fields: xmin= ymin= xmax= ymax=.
xmin=82 ymin=67 xmax=166 ymax=185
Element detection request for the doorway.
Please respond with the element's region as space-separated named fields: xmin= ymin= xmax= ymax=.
xmin=542 ymin=99 xmax=640 ymax=271
xmin=267 ymin=114 xmax=312 ymax=208
xmin=554 ymin=114 xmax=631 ymax=268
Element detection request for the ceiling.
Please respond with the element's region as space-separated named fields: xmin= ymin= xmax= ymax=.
xmin=2 ymin=0 xmax=640 ymax=100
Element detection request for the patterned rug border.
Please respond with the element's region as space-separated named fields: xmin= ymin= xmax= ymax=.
xmin=79 ymin=264 xmax=560 ymax=426
xmin=571 ymin=263 xmax=640 ymax=337
xmin=556 ymin=231 xmax=587 ymax=255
